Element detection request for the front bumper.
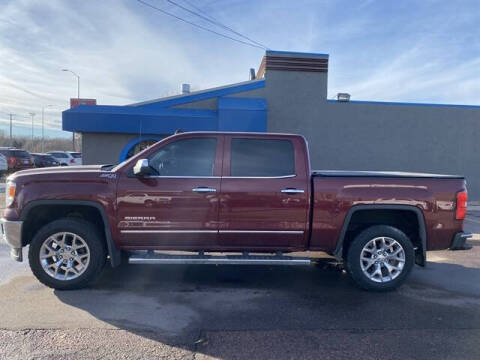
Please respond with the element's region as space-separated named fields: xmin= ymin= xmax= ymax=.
xmin=1 ymin=218 xmax=23 ymax=261
xmin=450 ymin=232 xmax=473 ymax=250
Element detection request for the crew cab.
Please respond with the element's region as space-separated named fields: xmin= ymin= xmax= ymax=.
xmin=1 ymin=132 xmax=471 ymax=291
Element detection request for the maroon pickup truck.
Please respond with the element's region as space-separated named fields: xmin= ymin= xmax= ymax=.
xmin=1 ymin=132 xmax=471 ymax=291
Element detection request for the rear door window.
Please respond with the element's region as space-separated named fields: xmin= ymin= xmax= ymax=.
xmin=230 ymin=138 xmax=295 ymax=177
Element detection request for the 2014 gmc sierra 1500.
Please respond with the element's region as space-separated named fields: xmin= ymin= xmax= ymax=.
xmin=1 ymin=132 xmax=472 ymax=291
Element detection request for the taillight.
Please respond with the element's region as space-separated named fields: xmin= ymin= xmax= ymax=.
xmin=70 ymin=158 xmax=75 ymax=163
xmin=8 ymin=157 xmax=15 ymax=164
xmin=456 ymin=190 xmax=467 ymax=220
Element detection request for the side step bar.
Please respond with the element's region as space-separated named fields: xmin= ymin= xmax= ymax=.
xmin=128 ymin=252 xmax=311 ymax=266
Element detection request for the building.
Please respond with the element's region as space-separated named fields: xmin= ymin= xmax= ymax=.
xmin=62 ymin=50 xmax=480 ymax=198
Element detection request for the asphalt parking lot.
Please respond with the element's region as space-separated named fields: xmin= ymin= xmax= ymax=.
xmin=1 ymin=205 xmax=480 ymax=359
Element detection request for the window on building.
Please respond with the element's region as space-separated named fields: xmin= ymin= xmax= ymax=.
xmin=230 ymin=138 xmax=295 ymax=177
xmin=148 ymin=138 xmax=217 ymax=176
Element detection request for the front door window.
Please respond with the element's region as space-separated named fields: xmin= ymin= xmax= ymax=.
xmin=148 ymin=138 xmax=217 ymax=177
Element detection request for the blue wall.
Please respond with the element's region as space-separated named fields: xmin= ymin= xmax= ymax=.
xmin=63 ymin=106 xmax=219 ymax=134
xmin=218 ymin=97 xmax=267 ymax=132
xmin=62 ymin=80 xmax=267 ymax=135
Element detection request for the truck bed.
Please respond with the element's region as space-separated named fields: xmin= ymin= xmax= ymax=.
xmin=312 ymin=170 xmax=464 ymax=179
xmin=310 ymin=171 xmax=466 ymax=253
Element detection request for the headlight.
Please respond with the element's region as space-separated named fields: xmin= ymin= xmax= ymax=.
xmin=6 ymin=181 xmax=16 ymax=207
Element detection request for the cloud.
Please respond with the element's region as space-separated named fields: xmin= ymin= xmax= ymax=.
xmin=0 ymin=0 xmax=266 ymax=136
xmin=0 ymin=0 xmax=479 ymax=139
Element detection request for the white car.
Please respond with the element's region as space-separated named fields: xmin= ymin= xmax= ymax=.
xmin=0 ymin=153 xmax=7 ymax=175
xmin=67 ymin=151 xmax=82 ymax=165
xmin=47 ymin=151 xmax=76 ymax=166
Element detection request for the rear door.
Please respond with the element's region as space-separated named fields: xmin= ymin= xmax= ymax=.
xmin=218 ymin=135 xmax=309 ymax=250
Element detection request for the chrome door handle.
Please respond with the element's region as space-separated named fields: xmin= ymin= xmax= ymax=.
xmin=281 ymin=188 xmax=305 ymax=194
xmin=192 ymin=187 xmax=217 ymax=193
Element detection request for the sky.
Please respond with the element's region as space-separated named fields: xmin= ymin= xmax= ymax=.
xmin=0 ymin=0 xmax=479 ymax=139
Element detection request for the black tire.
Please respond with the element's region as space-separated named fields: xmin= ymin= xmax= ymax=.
xmin=28 ymin=218 xmax=107 ymax=290
xmin=346 ymin=225 xmax=414 ymax=292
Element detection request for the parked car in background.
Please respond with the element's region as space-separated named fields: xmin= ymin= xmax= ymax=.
xmin=31 ymin=153 xmax=60 ymax=168
xmin=0 ymin=153 xmax=8 ymax=176
xmin=0 ymin=148 xmax=34 ymax=172
xmin=46 ymin=151 xmax=75 ymax=166
xmin=67 ymin=151 xmax=82 ymax=165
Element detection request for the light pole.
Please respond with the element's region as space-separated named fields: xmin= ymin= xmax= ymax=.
xmin=41 ymin=105 xmax=54 ymax=153
xmin=62 ymin=69 xmax=80 ymax=151
xmin=29 ymin=112 xmax=35 ymax=140
xmin=62 ymin=69 xmax=80 ymax=98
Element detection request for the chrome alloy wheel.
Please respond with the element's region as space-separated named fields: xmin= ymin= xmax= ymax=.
xmin=360 ymin=236 xmax=406 ymax=283
xmin=39 ymin=232 xmax=90 ymax=281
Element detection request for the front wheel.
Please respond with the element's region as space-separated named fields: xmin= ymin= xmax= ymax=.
xmin=346 ymin=225 xmax=414 ymax=291
xmin=28 ymin=218 xmax=106 ymax=290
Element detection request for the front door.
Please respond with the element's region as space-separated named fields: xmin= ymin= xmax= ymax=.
xmin=218 ymin=136 xmax=309 ymax=250
xmin=116 ymin=135 xmax=223 ymax=249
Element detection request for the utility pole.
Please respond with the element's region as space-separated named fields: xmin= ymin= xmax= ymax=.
xmin=29 ymin=112 xmax=35 ymax=140
xmin=41 ymin=105 xmax=54 ymax=153
xmin=62 ymin=69 xmax=80 ymax=151
xmin=8 ymin=113 xmax=13 ymax=147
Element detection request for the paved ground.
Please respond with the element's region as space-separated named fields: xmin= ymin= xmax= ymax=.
xmin=1 ymin=209 xmax=480 ymax=359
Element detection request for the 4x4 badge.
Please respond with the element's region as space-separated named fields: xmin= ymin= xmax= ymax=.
xmin=99 ymin=173 xmax=116 ymax=179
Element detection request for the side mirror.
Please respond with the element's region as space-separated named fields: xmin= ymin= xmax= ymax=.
xmin=133 ymin=159 xmax=151 ymax=176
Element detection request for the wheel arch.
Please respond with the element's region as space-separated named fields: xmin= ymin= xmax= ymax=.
xmin=20 ymin=200 xmax=121 ymax=267
xmin=333 ymin=204 xmax=427 ymax=266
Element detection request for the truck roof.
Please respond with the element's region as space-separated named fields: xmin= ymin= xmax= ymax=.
xmin=169 ymin=131 xmax=305 ymax=138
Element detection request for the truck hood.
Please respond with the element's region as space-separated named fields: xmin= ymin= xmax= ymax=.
xmin=8 ymin=165 xmax=113 ymax=181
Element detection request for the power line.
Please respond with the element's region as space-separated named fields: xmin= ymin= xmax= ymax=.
xmin=165 ymin=0 xmax=268 ymax=49
xmin=180 ymin=0 xmax=218 ymax=22
xmin=136 ymin=0 xmax=266 ymax=50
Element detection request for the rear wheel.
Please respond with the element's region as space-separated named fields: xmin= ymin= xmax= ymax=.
xmin=28 ymin=218 xmax=106 ymax=290
xmin=346 ymin=225 xmax=414 ymax=291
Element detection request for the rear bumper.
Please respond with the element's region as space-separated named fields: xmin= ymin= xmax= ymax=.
xmin=450 ymin=232 xmax=473 ymax=250
xmin=1 ymin=218 xmax=23 ymax=261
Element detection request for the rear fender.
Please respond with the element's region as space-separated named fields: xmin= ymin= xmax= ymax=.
xmin=333 ymin=204 xmax=427 ymax=266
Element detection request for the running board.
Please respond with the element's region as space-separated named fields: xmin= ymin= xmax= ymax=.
xmin=128 ymin=252 xmax=311 ymax=266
